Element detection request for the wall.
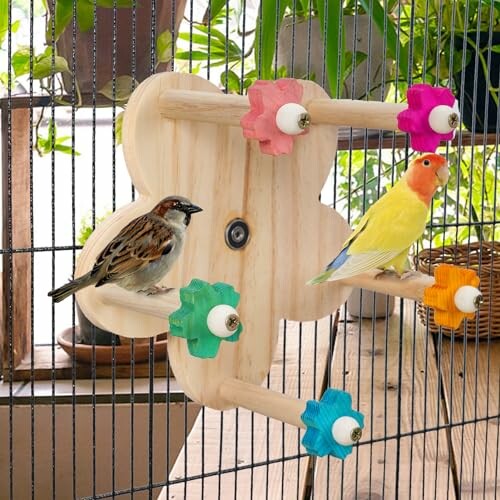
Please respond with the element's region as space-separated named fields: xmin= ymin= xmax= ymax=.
xmin=0 ymin=402 xmax=199 ymax=499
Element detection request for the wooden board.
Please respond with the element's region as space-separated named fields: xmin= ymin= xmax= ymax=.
xmin=10 ymin=345 xmax=171 ymax=381
xmin=162 ymin=316 xmax=335 ymax=499
xmin=440 ymin=336 xmax=500 ymax=497
xmin=2 ymin=108 xmax=32 ymax=377
xmin=314 ymin=300 xmax=455 ymax=499
xmin=76 ymin=73 xmax=353 ymax=410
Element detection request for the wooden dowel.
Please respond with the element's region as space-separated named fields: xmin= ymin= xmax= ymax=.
xmin=95 ymin=285 xmax=181 ymax=321
xmin=159 ymin=88 xmax=407 ymax=130
xmin=219 ymin=378 xmax=307 ymax=429
xmin=160 ymin=89 xmax=249 ymax=126
xmin=307 ymin=99 xmax=406 ymax=130
xmin=340 ymin=270 xmax=435 ymax=301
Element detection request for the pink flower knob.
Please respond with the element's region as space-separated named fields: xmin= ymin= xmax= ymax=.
xmin=240 ymin=79 xmax=310 ymax=156
xmin=397 ymin=84 xmax=460 ymax=153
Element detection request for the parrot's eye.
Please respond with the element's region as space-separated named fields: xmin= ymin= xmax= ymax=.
xmin=422 ymin=159 xmax=431 ymax=167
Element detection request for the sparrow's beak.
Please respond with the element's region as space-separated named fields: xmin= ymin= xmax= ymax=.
xmin=436 ymin=165 xmax=449 ymax=186
xmin=186 ymin=204 xmax=203 ymax=214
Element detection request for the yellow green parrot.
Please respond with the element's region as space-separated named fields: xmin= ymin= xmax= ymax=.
xmin=308 ymin=153 xmax=449 ymax=284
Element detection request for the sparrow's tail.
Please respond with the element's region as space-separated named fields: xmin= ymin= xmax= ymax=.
xmin=48 ymin=272 xmax=95 ymax=303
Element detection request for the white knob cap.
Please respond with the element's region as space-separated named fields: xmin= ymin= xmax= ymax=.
xmin=206 ymin=304 xmax=240 ymax=338
xmin=428 ymin=103 xmax=460 ymax=134
xmin=275 ymin=103 xmax=310 ymax=135
xmin=454 ymin=285 xmax=483 ymax=313
xmin=331 ymin=416 xmax=362 ymax=446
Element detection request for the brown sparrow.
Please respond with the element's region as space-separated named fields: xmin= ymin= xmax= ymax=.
xmin=49 ymin=196 xmax=203 ymax=303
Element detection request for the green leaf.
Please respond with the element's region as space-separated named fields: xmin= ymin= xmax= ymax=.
xmin=0 ymin=71 xmax=8 ymax=88
xmin=202 ymin=0 xmax=227 ymax=23
xmin=11 ymin=19 xmax=20 ymax=33
xmin=33 ymin=53 xmax=70 ymax=79
xmin=11 ymin=46 xmax=31 ymax=77
xmin=317 ymin=0 xmax=344 ymax=98
xmin=357 ymin=0 xmax=409 ymax=79
xmin=220 ymin=70 xmax=240 ymax=93
xmin=490 ymin=44 xmax=500 ymax=53
xmin=76 ymin=1 xmax=94 ymax=33
xmin=254 ymin=0 xmax=288 ymax=79
xmin=53 ymin=0 xmax=73 ymax=41
xmin=99 ymin=75 xmax=138 ymax=101
xmin=156 ymin=30 xmax=174 ymax=64
xmin=175 ymin=50 xmax=210 ymax=61
xmin=343 ymin=50 xmax=368 ymax=81
xmin=0 ymin=0 xmax=8 ymax=46
xmin=115 ymin=110 xmax=124 ymax=145
xmin=95 ymin=0 xmax=135 ymax=7
xmin=54 ymin=144 xmax=80 ymax=155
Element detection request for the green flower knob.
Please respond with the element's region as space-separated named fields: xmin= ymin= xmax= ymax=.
xmin=169 ymin=279 xmax=243 ymax=358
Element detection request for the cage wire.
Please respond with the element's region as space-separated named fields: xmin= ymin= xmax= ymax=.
xmin=0 ymin=0 xmax=499 ymax=498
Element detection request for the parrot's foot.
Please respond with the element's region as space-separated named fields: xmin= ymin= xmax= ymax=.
xmin=374 ymin=269 xmax=400 ymax=280
xmin=400 ymin=271 xmax=419 ymax=280
xmin=139 ymin=286 xmax=174 ymax=296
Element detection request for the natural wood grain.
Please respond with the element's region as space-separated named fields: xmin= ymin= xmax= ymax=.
xmin=77 ymin=73 xmax=353 ymax=410
xmin=2 ymin=108 xmax=32 ymax=377
xmin=342 ymin=270 xmax=435 ymax=300
xmin=218 ymin=378 xmax=307 ymax=429
xmin=307 ymin=99 xmax=405 ymax=129
xmin=162 ymin=317 xmax=334 ymax=500
xmin=313 ymin=301 xmax=455 ymax=499
xmin=11 ymin=345 xmax=170 ymax=381
xmin=440 ymin=337 xmax=500 ymax=498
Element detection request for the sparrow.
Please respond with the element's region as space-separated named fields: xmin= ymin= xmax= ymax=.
xmin=308 ymin=153 xmax=449 ymax=284
xmin=49 ymin=195 xmax=203 ymax=303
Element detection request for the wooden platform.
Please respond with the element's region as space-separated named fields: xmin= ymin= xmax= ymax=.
xmin=161 ymin=301 xmax=500 ymax=499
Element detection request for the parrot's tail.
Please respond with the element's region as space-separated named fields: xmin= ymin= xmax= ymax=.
xmin=48 ymin=272 xmax=95 ymax=303
xmin=307 ymin=269 xmax=333 ymax=285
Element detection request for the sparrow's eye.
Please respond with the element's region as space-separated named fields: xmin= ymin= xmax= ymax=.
xmin=422 ymin=159 xmax=431 ymax=167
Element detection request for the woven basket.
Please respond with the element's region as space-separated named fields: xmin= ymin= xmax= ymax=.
xmin=415 ymin=242 xmax=500 ymax=340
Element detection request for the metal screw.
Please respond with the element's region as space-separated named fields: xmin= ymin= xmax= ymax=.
xmin=230 ymin=226 xmax=245 ymax=244
xmin=225 ymin=313 xmax=240 ymax=332
xmin=448 ymin=112 xmax=459 ymax=129
xmin=225 ymin=219 xmax=250 ymax=250
xmin=298 ymin=112 xmax=311 ymax=130
xmin=474 ymin=293 xmax=484 ymax=309
xmin=350 ymin=427 xmax=362 ymax=443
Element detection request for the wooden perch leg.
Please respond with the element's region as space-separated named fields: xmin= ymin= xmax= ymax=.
xmin=340 ymin=270 xmax=435 ymax=301
xmin=219 ymin=378 xmax=307 ymax=429
xmin=159 ymin=88 xmax=406 ymax=130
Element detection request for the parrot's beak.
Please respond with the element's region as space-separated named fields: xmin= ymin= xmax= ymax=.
xmin=436 ymin=165 xmax=449 ymax=186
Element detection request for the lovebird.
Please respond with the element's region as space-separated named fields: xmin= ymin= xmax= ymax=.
xmin=49 ymin=196 xmax=203 ymax=302
xmin=308 ymin=153 xmax=449 ymax=284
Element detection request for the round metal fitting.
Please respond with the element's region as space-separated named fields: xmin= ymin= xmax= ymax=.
xmin=350 ymin=427 xmax=362 ymax=443
xmin=298 ymin=112 xmax=311 ymax=130
xmin=474 ymin=293 xmax=484 ymax=309
xmin=225 ymin=313 xmax=240 ymax=332
xmin=448 ymin=112 xmax=459 ymax=129
xmin=225 ymin=218 xmax=250 ymax=250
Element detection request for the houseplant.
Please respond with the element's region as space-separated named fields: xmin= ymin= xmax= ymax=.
xmin=399 ymin=0 xmax=500 ymax=132
xmin=45 ymin=0 xmax=187 ymax=101
xmin=254 ymin=0 xmax=408 ymax=100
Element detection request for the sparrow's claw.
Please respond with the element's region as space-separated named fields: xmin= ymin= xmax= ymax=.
xmin=139 ymin=285 xmax=174 ymax=296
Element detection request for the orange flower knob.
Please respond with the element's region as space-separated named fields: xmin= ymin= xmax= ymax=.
xmin=423 ymin=263 xmax=482 ymax=330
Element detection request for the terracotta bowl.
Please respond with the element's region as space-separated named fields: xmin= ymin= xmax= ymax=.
xmin=57 ymin=327 xmax=168 ymax=365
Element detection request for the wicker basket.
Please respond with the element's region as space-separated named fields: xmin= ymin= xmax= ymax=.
xmin=415 ymin=242 xmax=500 ymax=340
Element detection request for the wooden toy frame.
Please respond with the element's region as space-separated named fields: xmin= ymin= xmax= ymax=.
xmin=74 ymin=73 xmax=466 ymax=432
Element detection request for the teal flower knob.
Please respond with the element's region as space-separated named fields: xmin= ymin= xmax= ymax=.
xmin=301 ymin=388 xmax=364 ymax=459
xmin=169 ymin=279 xmax=243 ymax=358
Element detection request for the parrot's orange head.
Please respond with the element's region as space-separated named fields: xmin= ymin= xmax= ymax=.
xmin=406 ymin=153 xmax=449 ymax=206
